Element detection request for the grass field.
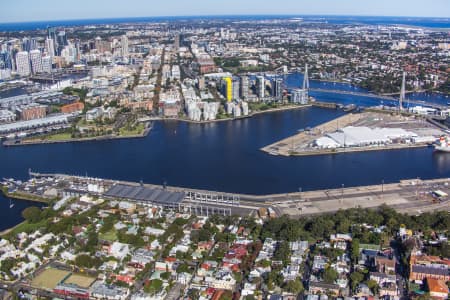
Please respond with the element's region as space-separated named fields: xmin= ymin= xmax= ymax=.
xmin=31 ymin=268 xmax=70 ymax=290
xmin=99 ymin=229 xmax=118 ymax=242
xmin=64 ymin=273 xmax=96 ymax=288
xmin=25 ymin=132 xmax=72 ymax=142
xmin=119 ymin=123 xmax=145 ymax=136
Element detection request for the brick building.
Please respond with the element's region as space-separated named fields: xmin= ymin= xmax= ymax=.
xmin=61 ymin=102 xmax=85 ymax=114
xmin=19 ymin=104 xmax=47 ymax=121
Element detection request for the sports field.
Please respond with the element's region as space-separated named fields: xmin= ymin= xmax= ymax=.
xmin=64 ymin=273 xmax=96 ymax=288
xmin=31 ymin=268 xmax=70 ymax=290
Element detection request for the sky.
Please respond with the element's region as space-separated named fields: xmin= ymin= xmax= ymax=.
xmin=2 ymin=0 xmax=450 ymax=23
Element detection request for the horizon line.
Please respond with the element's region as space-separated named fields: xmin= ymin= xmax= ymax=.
xmin=1 ymin=13 xmax=449 ymax=25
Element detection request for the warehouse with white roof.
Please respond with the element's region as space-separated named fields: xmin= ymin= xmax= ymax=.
xmin=315 ymin=126 xmax=418 ymax=148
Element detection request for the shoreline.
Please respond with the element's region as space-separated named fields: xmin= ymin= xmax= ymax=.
xmin=2 ymin=122 xmax=153 ymax=147
xmin=1 ymin=185 xmax=51 ymax=204
xmin=148 ymin=104 xmax=311 ymax=124
xmin=261 ymin=111 xmax=441 ymax=157
xmin=0 ymin=220 xmax=26 ymax=236
xmin=1 ymin=105 xmax=311 ymax=146
xmin=4 ymin=172 xmax=450 ymax=220
xmin=289 ymin=143 xmax=429 ymax=156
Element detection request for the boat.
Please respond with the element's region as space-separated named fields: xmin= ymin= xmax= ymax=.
xmin=9 ymin=198 xmax=14 ymax=209
xmin=434 ymin=136 xmax=450 ymax=153
xmin=343 ymin=104 xmax=357 ymax=112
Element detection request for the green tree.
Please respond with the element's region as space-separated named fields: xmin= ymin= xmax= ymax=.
xmin=160 ymin=272 xmax=171 ymax=280
xmin=176 ymin=263 xmax=190 ymax=274
xmin=144 ymin=279 xmax=163 ymax=295
xmin=366 ymin=279 xmax=379 ymax=294
xmin=0 ymin=258 xmax=16 ymax=274
xmin=351 ymin=238 xmax=360 ymax=264
xmin=75 ymin=254 xmax=101 ymax=268
xmin=284 ymin=279 xmax=304 ymax=294
xmin=350 ymin=271 xmax=364 ymax=291
xmin=21 ymin=206 xmax=42 ymax=223
xmin=323 ymin=267 xmax=338 ymax=284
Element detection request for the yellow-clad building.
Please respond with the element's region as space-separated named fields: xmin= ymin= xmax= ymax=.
xmin=224 ymin=77 xmax=233 ymax=102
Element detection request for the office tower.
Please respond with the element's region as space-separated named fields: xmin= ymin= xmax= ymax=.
xmin=61 ymin=44 xmax=77 ymax=64
xmin=15 ymin=51 xmax=30 ymax=76
xmin=45 ymin=38 xmax=56 ymax=57
xmin=42 ymin=55 xmax=52 ymax=73
xmin=30 ymin=38 xmax=38 ymax=51
xmin=121 ymin=35 xmax=129 ymax=57
xmin=240 ymin=76 xmax=249 ymax=100
xmin=0 ymin=51 xmax=12 ymax=70
xmin=272 ymin=78 xmax=283 ymax=99
xmin=29 ymin=50 xmax=43 ymax=74
xmin=256 ymin=76 xmax=265 ymax=99
xmin=56 ymin=31 xmax=68 ymax=55
xmin=47 ymin=27 xmax=58 ymax=55
xmin=22 ymin=38 xmax=31 ymax=52
xmin=174 ymin=34 xmax=180 ymax=50
xmin=232 ymin=77 xmax=240 ymax=100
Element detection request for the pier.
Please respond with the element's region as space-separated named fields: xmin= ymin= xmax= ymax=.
xmin=14 ymin=172 xmax=450 ymax=218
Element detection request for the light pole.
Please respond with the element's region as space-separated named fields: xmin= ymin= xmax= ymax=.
xmin=341 ymin=184 xmax=344 ymax=202
xmin=382 ymin=179 xmax=384 ymax=198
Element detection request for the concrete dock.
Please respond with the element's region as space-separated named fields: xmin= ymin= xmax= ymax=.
xmin=24 ymin=172 xmax=450 ymax=218
xmin=261 ymin=113 xmax=363 ymax=156
xmin=261 ymin=111 xmax=444 ymax=157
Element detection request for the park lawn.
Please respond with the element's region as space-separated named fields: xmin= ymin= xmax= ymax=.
xmin=99 ymin=229 xmax=118 ymax=242
xmin=6 ymin=219 xmax=48 ymax=236
xmin=26 ymin=132 xmax=72 ymax=142
xmin=119 ymin=123 xmax=145 ymax=137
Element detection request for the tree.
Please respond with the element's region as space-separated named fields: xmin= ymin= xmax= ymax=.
xmin=85 ymin=231 xmax=99 ymax=254
xmin=366 ymin=279 xmax=379 ymax=294
xmin=144 ymin=279 xmax=163 ymax=295
xmin=351 ymin=238 xmax=360 ymax=264
xmin=350 ymin=271 xmax=364 ymax=291
xmin=260 ymin=259 xmax=271 ymax=268
xmin=160 ymin=272 xmax=171 ymax=280
xmin=0 ymin=258 xmax=16 ymax=274
xmin=75 ymin=254 xmax=101 ymax=269
xmin=284 ymin=279 xmax=304 ymax=295
xmin=187 ymin=288 xmax=200 ymax=300
xmin=323 ymin=267 xmax=338 ymax=284
xmin=22 ymin=206 xmax=42 ymax=223
xmin=176 ymin=263 xmax=190 ymax=274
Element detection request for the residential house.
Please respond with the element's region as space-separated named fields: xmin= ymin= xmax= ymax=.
xmin=308 ymin=282 xmax=340 ymax=296
xmin=426 ymin=278 xmax=449 ymax=299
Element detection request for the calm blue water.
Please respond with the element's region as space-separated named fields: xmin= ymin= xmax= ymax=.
xmin=1 ymin=107 xmax=450 ymax=196
xmin=285 ymin=72 xmax=450 ymax=108
xmin=0 ymin=193 xmax=45 ymax=231
xmin=1 ymin=75 xmax=450 ymax=230
xmin=0 ymin=15 xmax=449 ymax=32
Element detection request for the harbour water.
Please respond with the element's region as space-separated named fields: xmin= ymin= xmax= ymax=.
xmin=1 ymin=74 xmax=450 ymax=230
xmin=0 ymin=192 xmax=45 ymax=231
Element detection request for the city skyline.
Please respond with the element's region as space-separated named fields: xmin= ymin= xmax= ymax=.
xmin=1 ymin=0 xmax=450 ymax=23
